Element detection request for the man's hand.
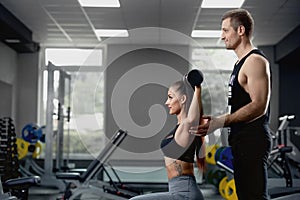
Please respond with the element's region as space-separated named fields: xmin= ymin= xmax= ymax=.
xmin=189 ymin=115 xmax=225 ymax=136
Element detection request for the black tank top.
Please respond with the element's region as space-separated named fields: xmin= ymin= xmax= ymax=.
xmin=160 ymin=125 xmax=202 ymax=163
xmin=228 ymin=49 xmax=271 ymax=141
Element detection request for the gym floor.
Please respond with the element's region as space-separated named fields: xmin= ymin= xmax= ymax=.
xmin=26 ymin=166 xmax=225 ymax=199
xmin=27 ymin=178 xmax=300 ymax=200
xmin=28 ymin=184 xmax=225 ymax=200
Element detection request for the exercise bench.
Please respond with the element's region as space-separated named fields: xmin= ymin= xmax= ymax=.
xmin=56 ymin=129 xmax=140 ymax=200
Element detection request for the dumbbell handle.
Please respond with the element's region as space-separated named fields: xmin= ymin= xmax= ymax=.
xmin=217 ymin=161 xmax=234 ymax=174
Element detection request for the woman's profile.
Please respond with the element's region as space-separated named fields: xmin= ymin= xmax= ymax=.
xmin=130 ymin=69 xmax=205 ymax=200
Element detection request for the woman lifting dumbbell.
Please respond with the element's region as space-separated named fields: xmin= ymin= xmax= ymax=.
xmin=130 ymin=69 xmax=205 ymax=200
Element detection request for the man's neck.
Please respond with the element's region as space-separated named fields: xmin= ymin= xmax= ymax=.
xmin=235 ymin=41 xmax=254 ymax=60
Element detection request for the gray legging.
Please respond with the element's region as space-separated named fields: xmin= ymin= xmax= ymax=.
xmin=129 ymin=175 xmax=204 ymax=200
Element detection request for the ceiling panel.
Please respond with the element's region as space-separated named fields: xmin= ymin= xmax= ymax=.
xmin=121 ymin=0 xmax=161 ymax=29
xmin=0 ymin=0 xmax=299 ymax=49
xmin=86 ymin=8 xmax=124 ymax=28
xmin=195 ymin=8 xmax=228 ymax=30
xmin=160 ymin=0 xmax=201 ymax=35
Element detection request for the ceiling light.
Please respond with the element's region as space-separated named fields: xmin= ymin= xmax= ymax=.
xmin=45 ymin=48 xmax=103 ymax=66
xmin=95 ymin=29 xmax=129 ymax=38
xmin=4 ymin=39 xmax=21 ymax=43
xmin=201 ymin=0 xmax=245 ymax=8
xmin=191 ymin=30 xmax=221 ymax=38
xmin=78 ymin=0 xmax=120 ymax=7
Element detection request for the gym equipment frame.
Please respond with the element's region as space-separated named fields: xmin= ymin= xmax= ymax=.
xmin=56 ymin=129 xmax=140 ymax=200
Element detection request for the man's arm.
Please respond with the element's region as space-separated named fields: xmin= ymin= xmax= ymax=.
xmin=190 ymin=54 xmax=271 ymax=136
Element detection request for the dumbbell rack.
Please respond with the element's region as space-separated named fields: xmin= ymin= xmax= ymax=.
xmin=0 ymin=117 xmax=42 ymax=200
xmin=0 ymin=117 xmax=23 ymax=199
xmin=0 ymin=117 xmax=21 ymax=182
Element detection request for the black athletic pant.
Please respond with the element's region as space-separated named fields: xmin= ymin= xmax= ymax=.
xmin=230 ymin=135 xmax=271 ymax=200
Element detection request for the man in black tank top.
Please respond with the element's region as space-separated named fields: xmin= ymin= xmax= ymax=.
xmin=190 ymin=9 xmax=272 ymax=200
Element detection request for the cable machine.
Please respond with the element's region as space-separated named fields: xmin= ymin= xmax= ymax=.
xmin=42 ymin=61 xmax=72 ymax=191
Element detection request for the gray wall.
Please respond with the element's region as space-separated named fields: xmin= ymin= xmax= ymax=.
xmin=260 ymin=24 xmax=300 ymax=129
xmin=15 ymin=53 xmax=40 ymax=133
xmin=105 ymin=45 xmax=190 ymax=161
xmin=278 ymin=48 xmax=300 ymax=126
xmin=275 ymin=25 xmax=300 ymax=126
xmin=0 ymin=81 xmax=13 ymax=117
xmin=0 ymin=41 xmax=40 ymax=134
xmin=0 ymin=42 xmax=17 ymax=119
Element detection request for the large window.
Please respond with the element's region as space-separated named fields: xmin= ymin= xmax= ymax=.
xmin=191 ymin=48 xmax=237 ymax=145
xmin=39 ymin=48 xmax=105 ymax=159
xmin=191 ymin=48 xmax=237 ymax=115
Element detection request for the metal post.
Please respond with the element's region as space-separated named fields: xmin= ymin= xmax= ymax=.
xmin=41 ymin=62 xmax=66 ymax=192
xmin=44 ymin=62 xmax=54 ymax=176
xmin=56 ymin=71 xmax=65 ymax=170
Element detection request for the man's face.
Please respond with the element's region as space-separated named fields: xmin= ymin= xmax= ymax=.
xmin=221 ymin=18 xmax=241 ymax=50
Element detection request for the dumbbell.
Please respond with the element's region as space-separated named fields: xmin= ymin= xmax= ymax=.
xmin=184 ymin=69 xmax=204 ymax=89
xmin=205 ymin=145 xmax=219 ymax=165
xmin=206 ymin=169 xmax=227 ymax=188
xmin=219 ymin=176 xmax=237 ymax=200
xmin=217 ymin=146 xmax=234 ymax=171
xmin=22 ymin=123 xmax=43 ymax=143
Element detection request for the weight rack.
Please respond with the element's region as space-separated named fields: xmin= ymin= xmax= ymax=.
xmin=0 ymin=117 xmax=21 ymax=182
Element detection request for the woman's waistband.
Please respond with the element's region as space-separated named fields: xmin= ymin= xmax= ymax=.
xmin=169 ymin=174 xmax=196 ymax=182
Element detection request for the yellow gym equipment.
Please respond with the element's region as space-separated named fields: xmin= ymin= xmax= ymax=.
xmin=219 ymin=176 xmax=238 ymax=200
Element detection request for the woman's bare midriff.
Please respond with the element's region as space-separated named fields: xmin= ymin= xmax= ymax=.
xmin=164 ymin=156 xmax=194 ymax=180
